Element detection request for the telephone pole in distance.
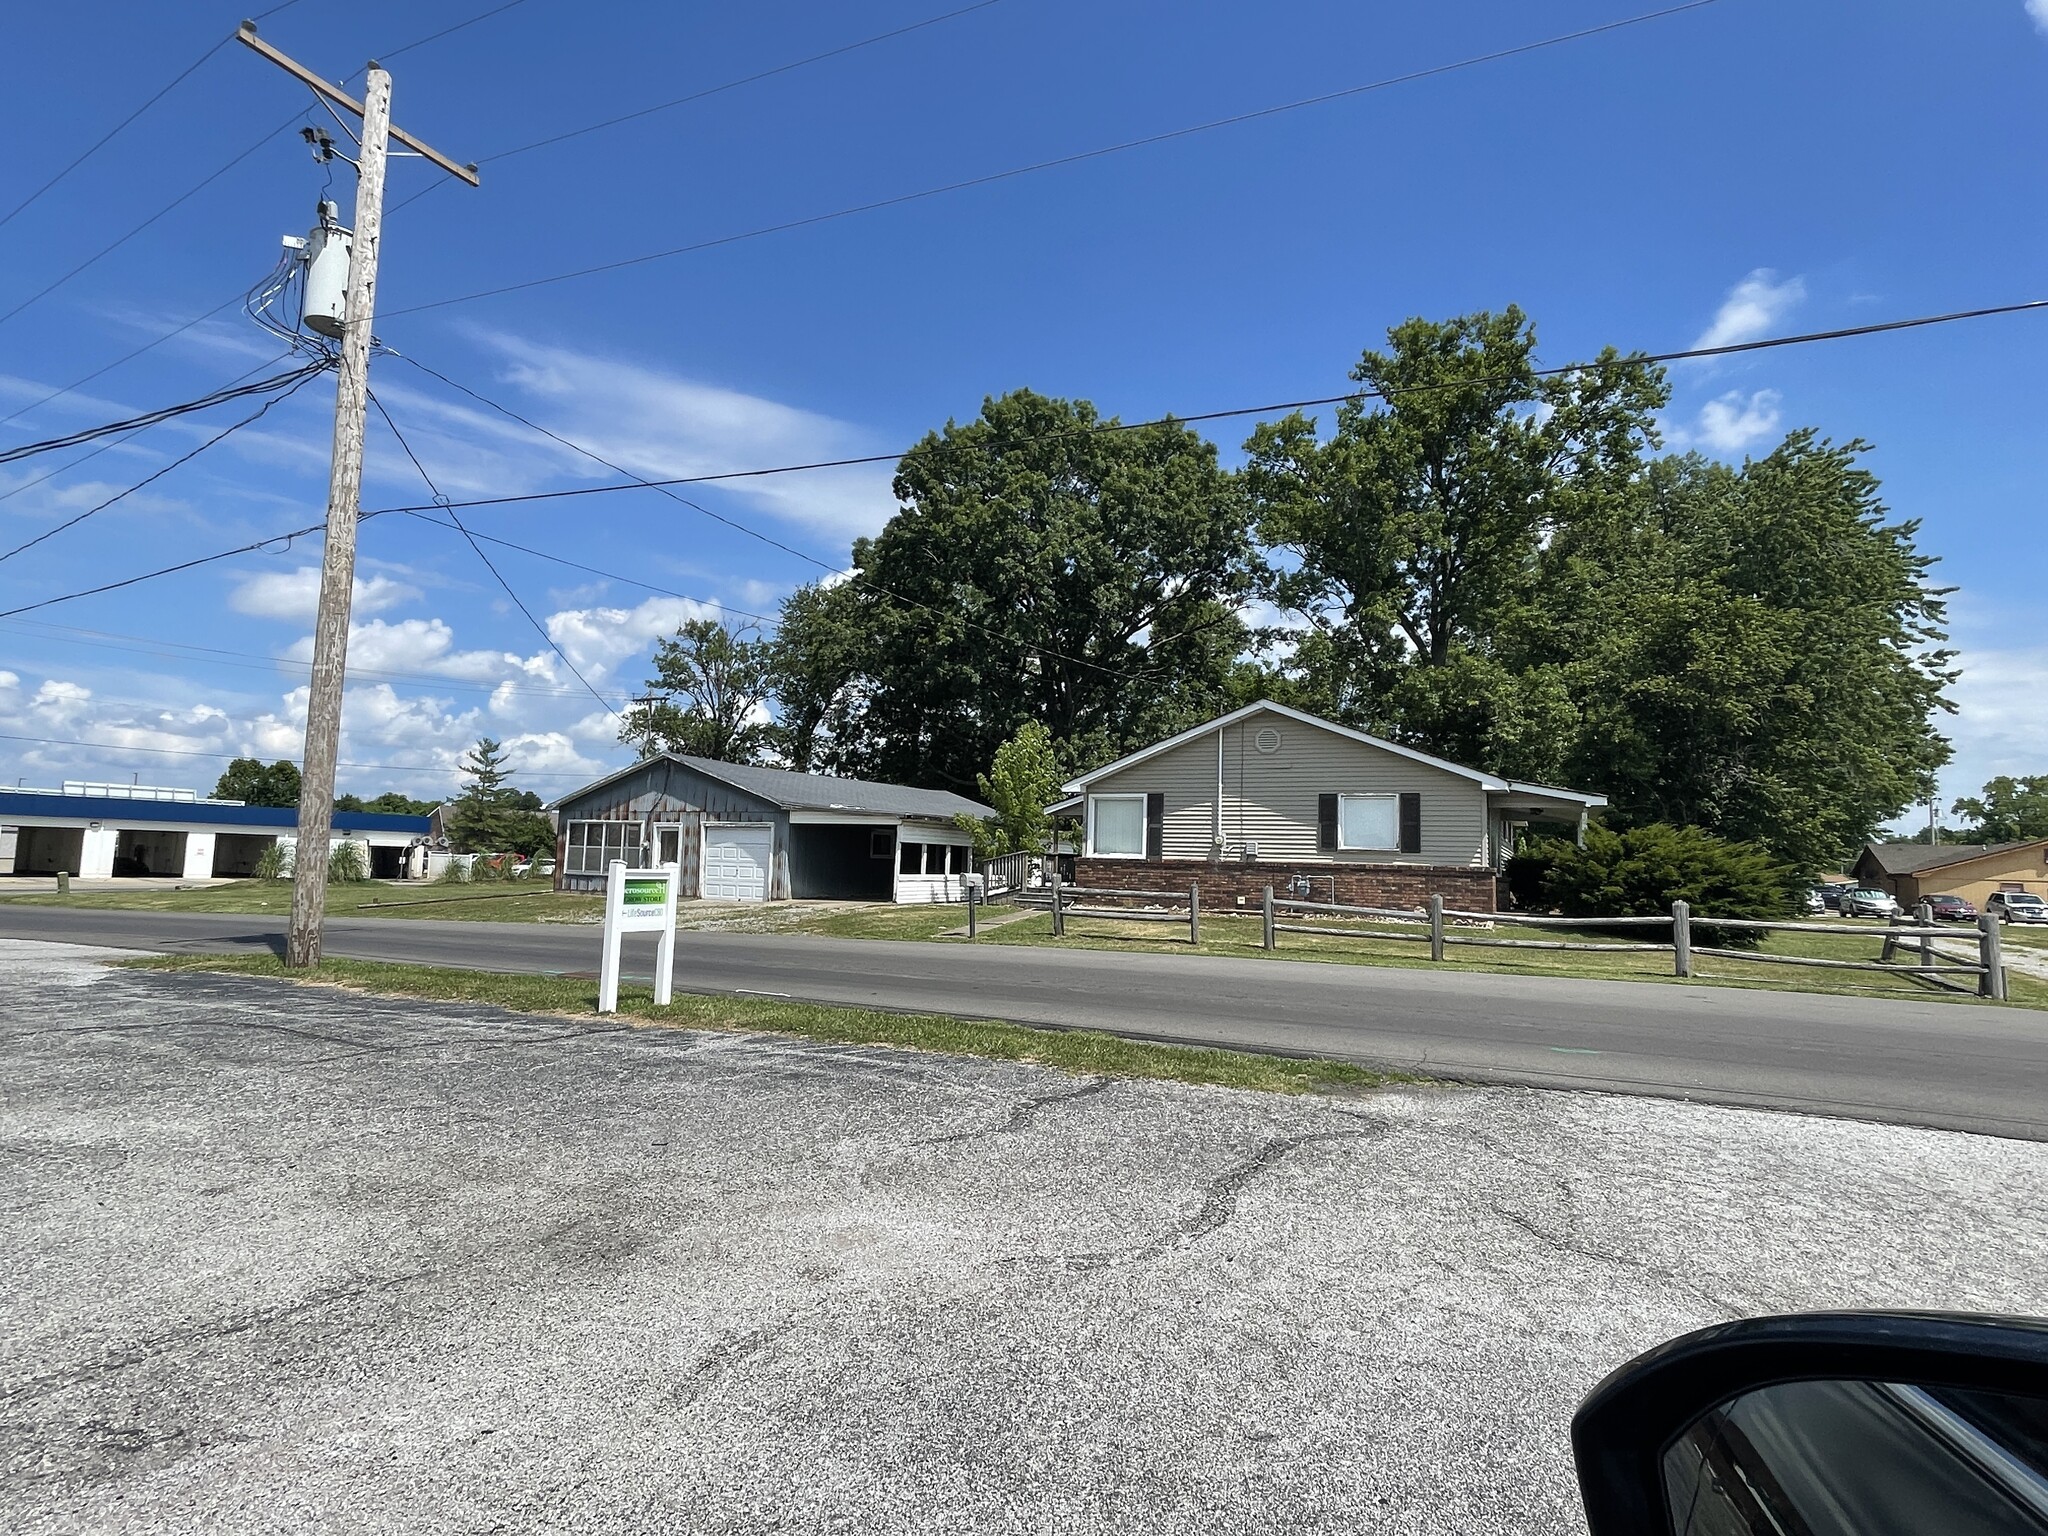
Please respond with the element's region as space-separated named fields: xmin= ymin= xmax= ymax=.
xmin=235 ymin=20 xmax=479 ymax=967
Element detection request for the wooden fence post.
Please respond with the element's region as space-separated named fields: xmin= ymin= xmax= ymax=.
xmin=1881 ymin=911 xmax=1901 ymax=966
xmin=1429 ymin=894 xmax=1445 ymax=962
xmin=1915 ymin=901 xmax=1934 ymax=975
xmin=1188 ymin=882 xmax=1201 ymax=947
xmin=1672 ymin=899 xmax=1692 ymax=978
xmin=1262 ymin=884 xmax=1276 ymax=951
xmin=967 ymin=880 xmax=978 ymax=939
xmin=1980 ymin=912 xmax=2007 ymax=1001
xmin=1051 ymin=872 xmax=1065 ymax=937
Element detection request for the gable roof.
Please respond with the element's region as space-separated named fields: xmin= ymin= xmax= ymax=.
xmin=1057 ymin=701 xmax=1607 ymax=806
xmin=553 ymin=754 xmax=990 ymax=821
xmin=1860 ymin=839 xmax=2048 ymax=877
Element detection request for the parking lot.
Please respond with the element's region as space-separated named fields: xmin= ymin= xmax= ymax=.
xmin=6 ymin=939 xmax=2048 ymax=1535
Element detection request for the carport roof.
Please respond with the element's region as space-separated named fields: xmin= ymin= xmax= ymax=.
xmin=0 ymin=790 xmax=428 ymax=833
xmin=556 ymin=755 xmax=991 ymax=822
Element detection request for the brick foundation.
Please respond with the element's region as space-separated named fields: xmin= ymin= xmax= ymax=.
xmin=1071 ymin=858 xmax=1496 ymax=913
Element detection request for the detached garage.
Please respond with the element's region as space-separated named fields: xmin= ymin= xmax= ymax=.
xmin=548 ymin=755 xmax=993 ymax=904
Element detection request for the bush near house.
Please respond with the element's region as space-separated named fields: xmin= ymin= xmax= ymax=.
xmin=327 ymin=841 xmax=369 ymax=884
xmin=1519 ymin=823 xmax=1799 ymax=949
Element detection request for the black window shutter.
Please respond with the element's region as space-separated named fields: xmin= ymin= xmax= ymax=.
xmin=1398 ymin=792 xmax=1422 ymax=854
xmin=1317 ymin=793 xmax=1338 ymax=852
xmin=1145 ymin=793 xmax=1164 ymax=862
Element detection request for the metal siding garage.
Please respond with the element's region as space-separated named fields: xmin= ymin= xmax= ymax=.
xmin=700 ymin=824 xmax=773 ymax=901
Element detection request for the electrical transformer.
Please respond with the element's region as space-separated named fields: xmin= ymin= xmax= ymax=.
xmin=300 ymin=201 xmax=351 ymax=339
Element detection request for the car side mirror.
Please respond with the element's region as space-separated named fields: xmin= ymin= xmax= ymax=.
xmin=1574 ymin=1312 xmax=2048 ymax=1535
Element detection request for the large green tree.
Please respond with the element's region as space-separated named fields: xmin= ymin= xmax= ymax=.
xmin=1547 ymin=435 xmax=1954 ymax=869
xmin=1952 ymin=776 xmax=2048 ymax=844
xmin=770 ymin=388 xmax=1256 ymax=790
xmin=335 ymin=790 xmax=439 ymax=816
xmin=444 ymin=737 xmax=555 ymax=857
xmin=620 ymin=618 xmax=774 ymax=763
xmin=212 ymin=757 xmax=301 ymax=807
xmin=1239 ymin=306 xmax=1666 ymax=768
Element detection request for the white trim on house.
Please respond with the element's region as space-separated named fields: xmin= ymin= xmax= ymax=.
xmin=1056 ymin=701 xmax=1608 ymax=807
xmin=1085 ymin=792 xmax=1149 ymax=860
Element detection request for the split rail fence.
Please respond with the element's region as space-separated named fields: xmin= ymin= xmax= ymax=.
xmin=983 ymin=881 xmax=2009 ymax=1000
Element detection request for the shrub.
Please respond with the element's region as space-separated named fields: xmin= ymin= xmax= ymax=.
xmin=1539 ymin=823 xmax=1800 ymax=949
xmin=327 ymin=840 xmax=369 ymax=884
xmin=253 ymin=842 xmax=288 ymax=882
xmin=436 ymin=856 xmax=473 ymax=884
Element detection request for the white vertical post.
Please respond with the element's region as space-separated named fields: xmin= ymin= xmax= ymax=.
xmin=1672 ymin=899 xmax=1692 ymax=978
xmin=1980 ymin=912 xmax=2007 ymax=1001
xmin=1429 ymin=893 xmax=1445 ymax=962
xmin=653 ymin=862 xmax=676 ymax=1007
xmin=599 ymin=859 xmax=625 ymax=1014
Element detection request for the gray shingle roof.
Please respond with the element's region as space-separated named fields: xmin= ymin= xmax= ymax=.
xmin=673 ymin=756 xmax=991 ymax=820
xmin=1861 ymin=840 xmax=2042 ymax=876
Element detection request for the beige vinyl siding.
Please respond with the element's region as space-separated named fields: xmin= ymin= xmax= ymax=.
xmin=1085 ymin=717 xmax=1488 ymax=866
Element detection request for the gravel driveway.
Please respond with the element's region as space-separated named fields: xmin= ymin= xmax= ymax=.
xmin=5 ymin=939 xmax=2046 ymax=1535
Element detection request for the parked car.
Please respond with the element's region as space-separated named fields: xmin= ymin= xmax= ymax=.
xmin=1801 ymin=887 xmax=1827 ymax=916
xmin=1841 ymin=887 xmax=1900 ymax=918
xmin=1817 ymin=881 xmax=1855 ymax=912
xmin=1926 ymin=892 xmax=1978 ymax=922
xmin=1988 ymin=890 xmax=2048 ymax=925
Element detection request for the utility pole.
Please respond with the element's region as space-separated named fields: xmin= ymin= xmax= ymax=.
xmin=235 ymin=21 xmax=478 ymax=967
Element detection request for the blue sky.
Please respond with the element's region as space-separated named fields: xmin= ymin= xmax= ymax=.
xmin=0 ymin=0 xmax=2043 ymax=822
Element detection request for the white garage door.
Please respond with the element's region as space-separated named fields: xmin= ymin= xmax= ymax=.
xmin=701 ymin=824 xmax=773 ymax=901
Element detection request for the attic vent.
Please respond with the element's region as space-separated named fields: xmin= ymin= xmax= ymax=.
xmin=1254 ymin=727 xmax=1281 ymax=755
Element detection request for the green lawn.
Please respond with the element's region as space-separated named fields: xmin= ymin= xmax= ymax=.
xmin=1 ymin=879 xmax=603 ymax=923
xmin=117 ymin=953 xmax=1410 ymax=1097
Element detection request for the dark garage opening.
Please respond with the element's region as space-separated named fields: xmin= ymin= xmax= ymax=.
xmin=213 ymin=833 xmax=276 ymax=878
xmin=788 ymin=824 xmax=895 ymax=901
xmin=14 ymin=826 xmax=84 ymax=876
xmin=370 ymin=844 xmax=403 ymax=879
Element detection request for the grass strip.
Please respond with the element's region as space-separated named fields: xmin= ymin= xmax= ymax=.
xmin=116 ymin=953 xmax=1413 ymax=1097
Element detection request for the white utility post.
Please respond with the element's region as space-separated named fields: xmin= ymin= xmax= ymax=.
xmin=235 ymin=22 xmax=478 ymax=968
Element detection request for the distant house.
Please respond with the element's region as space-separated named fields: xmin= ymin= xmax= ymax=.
xmin=1853 ymin=839 xmax=2048 ymax=909
xmin=547 ymin=755 xmax=992 ymax=903
xmin=1050 ymin=701 xmax=1605 ymax=912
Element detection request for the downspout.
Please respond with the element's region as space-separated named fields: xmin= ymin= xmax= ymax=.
xmin=1215 ymin=726 xmax=1225 ymax=859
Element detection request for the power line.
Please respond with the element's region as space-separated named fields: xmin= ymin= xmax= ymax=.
xmin=374 ymin=298 xmax=2048 ymax=519
xmin=0 ymin=349 xmax=305 ymax=508
xmin=383 ymin=0 xmax=1717 ymax=317
xmin=386 ymin=0 xmax=1004 ymax=219
xmin=11 ymin=295 xmax=2044 ymax=629
xmin=367 ymin=391 xmax=622 ymax=720
xmin=0 ymin=1 xmax=524 ymax=339
xmin=0 ymin=293 xmax=247 ymax=432
xmin=0 ymin=361 xmax=329 ymax=466
xmin=492 ymin=1 xmax=996 ymax=164
xmin=0 ymin=729 xmax=598 ymax=779
xmin=386 ymin=352 xmax=1154 ymax=684
xmin=0 ymin=360 xmax=326 ymax=565
xmin=0 ymin=36 xmax=233 ymax=233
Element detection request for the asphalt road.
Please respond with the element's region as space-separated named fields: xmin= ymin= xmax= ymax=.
xmin=9 ymin=941 xmax=2048 ymax=1535
xmin=4 ymin=904 xmax=2046 ymax=1140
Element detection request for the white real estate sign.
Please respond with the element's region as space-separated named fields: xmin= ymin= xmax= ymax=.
xmin=598 ymin=859 xmax=678 ymax=1014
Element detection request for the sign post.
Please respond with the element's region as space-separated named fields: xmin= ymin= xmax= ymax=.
xmin=599 ymin=858 xmax=678 ymax=1013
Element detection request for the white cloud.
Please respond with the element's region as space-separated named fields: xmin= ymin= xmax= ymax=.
xmin=545 ymin=594 xmax=726 ymax=676
xmin=471 ymin=332 xmax=898 ymax=542
xmin=230 ymin=566 xmax=421 ymax=622
xmin=2030 ymin=0 xmax=2048 ymax=36
xmin=1940 ymin=645 xmax=2048 ymax=798
xmin=1693 ymin=269 xmax=1806 ymax=351
xmin=1693 ymin=389 xmax=1784 ymax=453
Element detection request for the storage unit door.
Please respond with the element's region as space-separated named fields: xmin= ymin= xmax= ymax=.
xmin=700 ymin=825 xmax=772 ymax=901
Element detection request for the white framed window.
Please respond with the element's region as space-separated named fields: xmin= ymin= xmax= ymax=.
xmin=1087 ymin=793 xmax=1147 ymax=859
xmin=1337 ymin=794 xmax=1400 ymax=852
xmin=565 ymin=820 xmax=643 ymax=874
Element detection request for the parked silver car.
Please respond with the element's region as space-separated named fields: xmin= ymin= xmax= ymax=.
xmin=1987 ymin=890 xmax=2048 ymax=925
xmin=1841 ymin=887 xmax=1900 ymax=918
